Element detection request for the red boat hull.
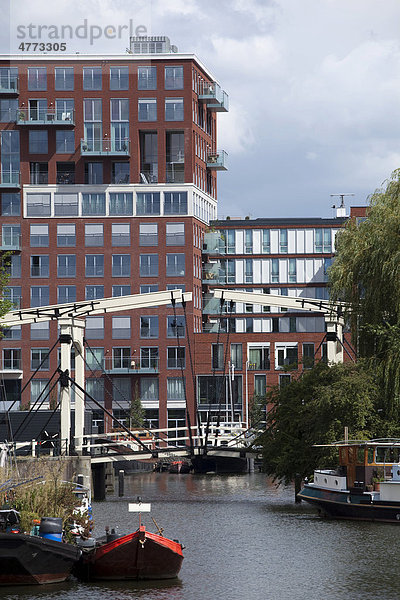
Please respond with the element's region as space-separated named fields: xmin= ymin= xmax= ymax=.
xmin=79 ymin=526 xmax=184 ymax=580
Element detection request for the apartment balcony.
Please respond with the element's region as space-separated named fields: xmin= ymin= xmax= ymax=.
xmin=247 ymin=360 xmax=271 ymax=371
xmin=202 ymin=262 xmax=225 ymax=285
xmin=104 ymin=357 xmax=159 ymax=374
xmin=0 ymin=76 xmax=19 ymax=94
xmin=207 ymin=150 xmax=228 ymax=171
xmin=17 ymin=108 xmax=75 ymax=126
xmin=81 ymin=138 xmax=130 ymax=156
xmin=0 ymin=171 xmax=20 ymax=188
xmin=198 ymin=82 xmax=229 ymax=112
xmin=203 ymin=231 xmax=226 ymax=255
xmin=202 ymin=321 xmax=222 ymax=334
xmin=0 ymin=358 xmax=23 ymax=378
xmin=0 ymin=234 xmax=21 ymax=251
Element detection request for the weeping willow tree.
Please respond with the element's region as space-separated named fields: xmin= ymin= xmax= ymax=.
xmin=329 ymin=169 xmax=400 ymax=419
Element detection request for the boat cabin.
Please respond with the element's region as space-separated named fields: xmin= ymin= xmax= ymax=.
xmin=337 ymin=440 xmax=400 ymax=490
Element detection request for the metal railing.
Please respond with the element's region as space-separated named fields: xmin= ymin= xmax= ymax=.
xmin=80 ymin=138 xmax=130 ymax=155
xmin=103 ymin=356 xmax=159 ymax=373
xmin=17 ymin=108 xmax=75 ymax=125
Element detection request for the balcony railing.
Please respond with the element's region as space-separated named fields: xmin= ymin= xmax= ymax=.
xmin=247 ymin=360 xmax=271 ymax=371
xmin=0 ymin=171 xmax=20 ymax=188
xmin=17 ymin=108 xmax=75 ymax=125
xmin=0 ymin=234 xmax=21 ymax=251
xmin=104 ymin=356 xmax=159 ymax=374
xmin=81 ymin=138 xmax=130 ymax=156
xmin=202 ymin=262 xmax=225 ymax=285
xmin=198 ymin=82 xmax=229 ymax=112
xmin=0 ymin=76 xmax=19 ymax=94
xmin=207 ymin=150 xmax=228 ymax=171
xmin=203 ymin=231 xmax=226 ymax=255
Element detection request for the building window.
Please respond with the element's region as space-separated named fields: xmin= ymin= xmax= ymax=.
xmin=140 ymin=254 xmax=158 ymax=277
xmin=30 ymin=224 xmax=48 ymax=247
xmin=166 ymin=131 xmax=184 ymax=183
xmin=275 ymin=345 xmax=298 ymax=370
xmin=279 ymin=229 xmax=288 ymax=253
xmin=167 ymin=347 xmax=185 ymax=369
xmin=289 ymin=316 xmax=297 ymax=333
xmin=55 ymin=67 xmax=74 ymax=90
xmin=140 ymin=347 xmax=159 ymax=369
xmin=248 ymin=347 xmax=270 ymax=370
xmin=272 ymin=317 xmax=279 ymax=333
xmin=85 ymin=285 xmax=104 ymax=300
xmin=3 ymin=286 xmax=21 ymax=309
xmin=84 ymin=162 xmax=103 ymax=184
xmin=3 ymin=348 xmax=21 ymax=370
xmin=137 ymin=192 xmax=160 ymax=215
xmin=279 ymin=374 xmax=291 ymax=388
xmin=30 ymin=162 xmax=48 ymax=185
xmin=112 ymin=285 xmax=131 ymax=296
xmin=165 ymin=66 xmax=183 ymax=90
xmin=140 ymin=285 xmax=158 ymax=294
xmin=167 ymin=316 xmax=185 ymax=338
xmin=324 ymin=257 xmax=333 ymax=282
xmin=55 ymin=98 xmax=74 ymax=121
xmin=139 ymin=223 xmax=158 ymax=246
xmin=289 ymin=258 xmax=297 ymax=283
xmin=83 ymin=67 xmax=102 ymax=90
xmin=254 ymin=374 xmax=267 ymax=398
xmin=82 ymin=193 xmax=106 ymax=216
xmin=138 ymin=66 xmax=157 ymax=90
xmin=139 ymin=131 xmax=158 ymax=183
xmin=30 ymin=322 xmax=49 ymax=340
xmin=110 ymin=66 xmax=129 ymax=90
xmin=140 ymin=316 xmax=158 ymax=338
xmin=165 ymin=98 xmax=184 ymax=121
xmin=1 ymin=193 xmax=20 ymax=216
xmin=112 ymin=316 xmax=131 ymax=339
xmin=138 ymin=98 xmax=157 ymax=121
xmin=164 ymin=192 xmax=187 ymax=215
xmin=26 ymin=193 xmax=51 ymax=217
xmin=271 ymin=258 xmax=279 ymax=283
xmin=85 ymin=254 xmax=104 ymax=277
xmin=0 ymin=99 xmax=17 ymax=122
xmin=31 ymin=380 xmax=49 ymax=406
xmin=302 ymin=343 xmax=315 ymax=369
xmin=112 ymin=162 xmax=130 ymax=184
xmin=166 ymin=223 xmax=184 ymax=246
xmin=245 ymin=230 xmax=253 ymax=254
xmin=54 ymin=193 xmax=79 ymax=216
xmin=167 ymin=377 xmax=185 ymax=401
xmin=3 ymin=326 xmax=21 ymax=340
xmin=83 ymin=98 xmax=102 ymax=151
xmin=141 ymin=378 xmax=159 ymax=403
xmin=85 ymin=347 xmax=104 ymax=370
xmin=31 ymin=348 xmax=49 ymax=371
xmin=167 ymin=408 xmax=186 ymax=446
xmin=245 ymin=259 xmax=253 ymax=283
xmin=112 ymin=223 xmax=130 ymax=246
xmin=7 ymin=255 xmax=21 ymax=278
xmin=111 ymin=347 xmax=130 ymax=369
xmin=29 ymin=130 xmax=48 ymax=154
xmin=315 ymin=228 xmax=332 ymax=253
xmin=2 ymin=224 xmax=20 ymax=248
xmin=262 ymin=230 xmax=270 ymax=254
xmin=110 ymin=99 xmax=129 ymax=151
xmin=28 ymin=67 xmax=46 ymax=90
xmin=112 ymin=254 xmax=130 ymax=277
xmin=231 ymin=343 xmax=243 ymax=369
xmin=85 ymin=223 xmax=104 ymax=247
xmin=57 ymin=224 xmax=76 ymax=247
xmin=56 ymin=162 xmax=75 ymax=185
xmin=166 ymin=254 xmax=185 ymax=276
xmin=212 ymin=344 xmax=224 ymax=370
xmin=30 ymin=286 xmax=49 ymax=307
xmin=58 ymin=285 xmax=76 ymax=303
xmin=85 ymin=316 xmax=104 ymax=339
xmin=109 ymin=193 xmax=133 ymax=215
xmin=30 ymin=255 xmax=49 ymax=278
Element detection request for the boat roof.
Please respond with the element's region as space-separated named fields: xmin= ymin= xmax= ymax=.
xmin=314 ymin=438 xmax=400 ymax=448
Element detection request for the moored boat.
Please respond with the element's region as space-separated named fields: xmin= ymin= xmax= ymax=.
xmin=76 ymin=501 xmax=184 ymax=581
xmin=169 ymin=460 xmax=191 ymax=474
xmin=0 ymin=511 xmax=81 ymax=585
xmin=298 ymin=438 xmax=400 ymax=523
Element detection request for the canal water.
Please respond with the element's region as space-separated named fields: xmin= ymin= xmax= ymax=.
xmin=0 ymin=472 xmax=398 ymax=600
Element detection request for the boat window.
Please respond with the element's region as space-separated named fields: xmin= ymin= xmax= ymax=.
xmin=367 ymin=448 xmax=374 ymax=464
xmin=374 ymin=447 xmax=400 ymax=463
xmin=357 ymin=447 xmax=364 ymax=464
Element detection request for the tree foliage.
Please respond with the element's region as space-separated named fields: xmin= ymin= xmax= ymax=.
xmin=259 ymin=362 xmax=382 ymax=485
xmin=329 ymin=169 xmax=400 ymax=418
xmin=0 ymin=252 xmax=12 ymax=325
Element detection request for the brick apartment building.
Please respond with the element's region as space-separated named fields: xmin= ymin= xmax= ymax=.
xmin=0 ymin=37 xmax=353 ymax=439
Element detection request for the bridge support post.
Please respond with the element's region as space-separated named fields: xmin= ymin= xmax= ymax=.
xmin=59 ymin=320 xmax=72 ymax=456
xmin=72 ymin=320 xmax=85 ymax=454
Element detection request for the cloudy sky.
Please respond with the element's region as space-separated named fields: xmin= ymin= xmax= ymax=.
xmin=2 ymin=0 xmax=400 ymax=219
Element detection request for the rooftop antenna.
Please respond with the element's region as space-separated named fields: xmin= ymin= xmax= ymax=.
xmin=330 ymin=193 xmax=354 ymax=217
